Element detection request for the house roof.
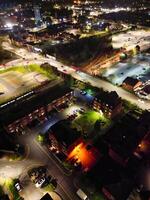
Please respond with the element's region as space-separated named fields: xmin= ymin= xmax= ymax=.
xmin=40 ymin=193 xmax=53 ymax=200
xmin=87 ymin=156 xmax=134 ymax=200
xmin=103 ymin=112 xmax=148 ymax=160
xmin=123 ymin=77 xmax=140 ymax=86
xmin=143 ymin=85 xmax=150 ymax=94
xmin=0 ymin=83 xmax=72 ymax=125
xmin=95 ymin=91 xmax=121 ymax=109
xmin=104 ymin=179 xmax=133 ymax=200
xmin=50 ymin=120 xmax=81 ymax=148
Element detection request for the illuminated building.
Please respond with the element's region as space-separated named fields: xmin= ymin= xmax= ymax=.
xmin=74 ymin=0 xmax=81 ymax=5
xmin=5 ymin=86 xmax=73 ymax=134
xmin=93 ymin=91 xmax=122 ymax=119
xmin=67 ymin=140 xmax=100 ymax=171
xmin=122 ymin=77 xmax=142 ymax=92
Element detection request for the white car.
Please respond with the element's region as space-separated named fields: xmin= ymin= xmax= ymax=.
xmin=15 ymin=182 xmax=22 ymax=192
xmin=35 ymin=177 xmax=45 ymax=188
xmin=76 ymin=189 xmax=89 ymax=200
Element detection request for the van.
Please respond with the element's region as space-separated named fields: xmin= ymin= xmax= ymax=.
xmin=76 ymin=189 xmax=88 ymax=200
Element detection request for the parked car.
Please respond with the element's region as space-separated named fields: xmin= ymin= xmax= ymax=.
xmin=15 ymin=182 xmax=22 ymax=192
xmin=35 ymin=177 xmax=45 ymax=188
xmin=76 ymin=189 xmax=89 ymax=200
xmin=80 ymin=91 xmax=87 ymax=95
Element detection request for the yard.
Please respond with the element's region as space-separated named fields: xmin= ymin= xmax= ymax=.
xmin=72 ymin=110 xmax=110 ymax=134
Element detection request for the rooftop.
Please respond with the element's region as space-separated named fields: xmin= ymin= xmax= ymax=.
xmin=40 ymin=193 xmax=53 ymax=200
xmin=95 ymin=91 xmax=121 ymax=109
xmin=104 ymin=112 xmax=149 ymax=159
xmin=50 ymin=120 xmax=81 ymax=148
xmin=123 ymin=77 xmax=140 ymax=86
xmin=87 ymin=156 xmax=134 ymax=200
xmin=0 ymin=83 xmax=72 ymax=125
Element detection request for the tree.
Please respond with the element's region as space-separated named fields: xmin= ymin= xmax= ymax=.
xmin=94 ymin=120 xmax=104 ymax=132
xmin=40 ymin=62 xmax=54 ymax=74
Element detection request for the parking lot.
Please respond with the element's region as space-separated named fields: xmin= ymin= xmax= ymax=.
xmin=0 ymin=69 xmax=48 ymax=104
xmin=112 ymin=29 xmax=150 ymax=51
xmin=101 ymin=53 xmax=150 ymax=85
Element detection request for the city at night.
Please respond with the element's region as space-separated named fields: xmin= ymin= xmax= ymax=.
xmin=0 ymin=0 xmax=150 ymax=200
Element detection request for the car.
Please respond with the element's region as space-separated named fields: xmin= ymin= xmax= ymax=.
xmin=79 ymin=110 xmax=85 ymax=114
xmin=73 ymin=110 xmax=78 ymax=114
xmin=76 ymin=189 xmax=89 ymax=200
xmin=80 ymin=108 xmax=85 ymax=111
xmin=80 ymin=91 xmax=87 ymax=95
xmin=35 ymin=177 xmax=45 ymax=188
xmin=28 ymin=166 xmax=47 ymax=180
xmin=0 ymin=92 xmax=4 ymax=95
xmin=15 ymin=182 xmax=22 ymax=192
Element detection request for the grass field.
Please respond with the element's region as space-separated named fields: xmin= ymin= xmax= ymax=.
xmin=72 ymin=110 xmax=110 ymax=134
xmin=0 ymin=64 xmax=57 ymax=104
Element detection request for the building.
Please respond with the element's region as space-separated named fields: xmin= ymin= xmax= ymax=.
xmin=103 ymin=111 xmax=150 ymax=166
xmin=49 ymin=120 xmax=81 ymax=155
xmin=122 ymin=77 xmax=142 ymax=91
xmin=134 ymin=111 xmax=150 ymax=158
xmin=87 ymin=157 xmax=134 ymax=200
xmin=102 ymin=179 xmax=133 ymax=200
xmin=93 ymin=91 xmax=122 ymax=118
xmin=49 ymin=121 xmax=101 ymax=171
xmin=40 ymin=193 xmax=53 ymax=200
xmin=67 ymin=139 xmax=101 ymax=172
xmin=4 ymin=85 xmax=73 ymax=134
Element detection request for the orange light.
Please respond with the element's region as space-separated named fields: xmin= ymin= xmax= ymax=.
xmin=138 ymin=144 xmax=142 ymax=148
xmin=68 ymin=142 xmax=99 ymax=170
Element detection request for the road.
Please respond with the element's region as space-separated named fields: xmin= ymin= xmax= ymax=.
xmin=2 ymin=41 xmax=150 ymax=110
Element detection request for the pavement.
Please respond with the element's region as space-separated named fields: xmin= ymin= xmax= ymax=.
xmin=1 ymin=41 xmax=150 ymax=110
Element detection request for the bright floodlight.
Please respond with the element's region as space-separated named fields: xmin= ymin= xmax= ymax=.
xmin=6 ymin=23 xmax=13 ymax=28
